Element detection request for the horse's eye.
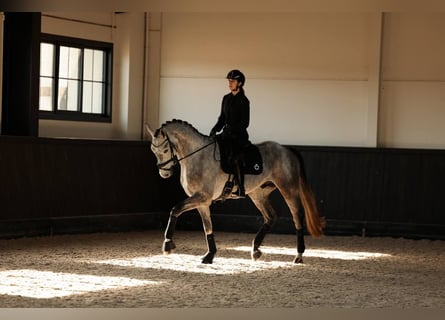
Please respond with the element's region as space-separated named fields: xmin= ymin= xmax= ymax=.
xmin=163 ymin=149 xmax=169 ymax=154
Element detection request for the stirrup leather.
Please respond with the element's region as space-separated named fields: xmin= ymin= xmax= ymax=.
xmin=222 ymin=178 xmax=234 ymax=198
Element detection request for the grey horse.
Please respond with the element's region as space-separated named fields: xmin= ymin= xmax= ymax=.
xmin=146 ymin=119 xmax=325 ymax=264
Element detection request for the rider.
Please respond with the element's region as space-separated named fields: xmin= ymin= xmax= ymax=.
xmin=210 ymin=69 xmax=250 ymax=197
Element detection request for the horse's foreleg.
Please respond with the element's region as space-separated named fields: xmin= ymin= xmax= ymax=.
xmin=162 ymin=193 xmax=207 ymax=255
xmin=163 ymin=214 xmax=177 ymax=254
xmin=198 ymin=206 xmax=217 ymax=264
xmin=202 ymin=233 xmax=216 ymax=264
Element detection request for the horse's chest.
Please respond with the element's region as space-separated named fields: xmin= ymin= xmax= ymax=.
xmin=180 ymin=167 xmax=201 ymax=192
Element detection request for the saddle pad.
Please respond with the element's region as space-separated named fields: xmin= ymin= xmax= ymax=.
xmin=217 ymin=138 xmax=263 ymax=175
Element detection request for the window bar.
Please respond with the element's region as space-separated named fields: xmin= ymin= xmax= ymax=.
xmin=53 ymin=42 xmax=60 ymax=113
xmin=78 ymin=48 xmax=84 ymax=113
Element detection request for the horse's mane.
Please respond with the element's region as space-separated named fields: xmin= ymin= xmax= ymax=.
xmin=157 ymin=119 xmax=207 ymax=138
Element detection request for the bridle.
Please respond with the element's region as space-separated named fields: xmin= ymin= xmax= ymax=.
xmin=151 ymin=133 xmax=177 ymax=171
xmin=152 ymin=132 xmax=216 ymax=172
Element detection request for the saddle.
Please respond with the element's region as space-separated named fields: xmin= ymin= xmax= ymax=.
xmin=216 ymin=136 xmax=263 ymax=175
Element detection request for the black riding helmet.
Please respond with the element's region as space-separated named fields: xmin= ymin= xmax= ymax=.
xmin=226 ymin=69 xmax=245 ymax=87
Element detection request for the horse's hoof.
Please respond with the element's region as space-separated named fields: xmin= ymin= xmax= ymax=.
xmin=162 ymin=239 xmax=176 ymax=254
xmin=201 ymin=253 xmax=214 ymax=264
xmin=201 ymin=258 xmax=213 ymax=264
xmin=251 ymin=249 xmax=262 ymax=261
xmin=293 ymin=255 xmax=303 ymax=264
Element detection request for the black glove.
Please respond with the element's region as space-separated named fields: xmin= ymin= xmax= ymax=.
xmin=210 ymin=128 xmax=217 ymax=137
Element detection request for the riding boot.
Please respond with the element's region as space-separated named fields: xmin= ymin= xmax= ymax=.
xmin=235 ymin=160 xmax=246 ymax=197
xmin=238 ymin=171 xmax=245 ymax=197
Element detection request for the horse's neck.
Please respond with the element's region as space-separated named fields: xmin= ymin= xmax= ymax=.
xmin=169 ymin=130 xmax=208 ymax=157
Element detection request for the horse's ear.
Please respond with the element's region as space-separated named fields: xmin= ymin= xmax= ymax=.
xmin=144 ymin=123 xmax=155 ymax=139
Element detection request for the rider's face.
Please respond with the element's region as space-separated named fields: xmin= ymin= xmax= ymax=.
xmin=228 ymin=79 xmax=240 ymax=92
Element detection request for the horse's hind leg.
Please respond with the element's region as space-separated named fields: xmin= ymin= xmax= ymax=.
xmin=279 ymin=188 xmax=305 ymax=263
xmin=249 ymin=186 xmax=277 ymax=261
xmin=252 ymin=223 xmax=272 ymax=260
xmin=295 ymin=227 xmax=305 ymax=264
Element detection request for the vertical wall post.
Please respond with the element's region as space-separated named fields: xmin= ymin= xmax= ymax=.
xmin=1 ymin=12 xmax=41 ymax=136
xmin=143 ymin=12 xmax=162 ymax=136
xmin=366 ymin=12 xmax=384 ymax=147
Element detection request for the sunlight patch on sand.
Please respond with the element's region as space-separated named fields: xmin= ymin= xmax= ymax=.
xmin=230 ymin=246 xmax=391 ymax=260
xmin=97 ymin=254 xmax=297 ymax=275
xmin=0 ymin=269 xmax=159 ymax=299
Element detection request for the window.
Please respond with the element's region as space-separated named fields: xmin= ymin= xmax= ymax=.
xmin=39 ymin=34 xmax=113 ymax=122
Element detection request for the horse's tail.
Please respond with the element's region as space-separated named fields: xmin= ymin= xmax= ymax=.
xmin=298 ymin=177 xmax=326 ymax=237
xmin=287 ymin=147 xmax=326 ymax=237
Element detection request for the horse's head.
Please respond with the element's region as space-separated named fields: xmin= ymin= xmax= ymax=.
xmin=145 ymin=123 xmax=177 ymax=179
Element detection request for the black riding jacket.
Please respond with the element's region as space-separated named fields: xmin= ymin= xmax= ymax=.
xmin=211 ymin=89 xmax=250 ymax=143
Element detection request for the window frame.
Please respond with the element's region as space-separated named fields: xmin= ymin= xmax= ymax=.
xmin=39 ymin=33 xmax=113 ymax=123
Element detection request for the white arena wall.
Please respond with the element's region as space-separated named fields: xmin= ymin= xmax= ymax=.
xmin=0 ymin=9 xmax=444 ymax=149
xmin=157 ymin=11 xmax=445 ymax=149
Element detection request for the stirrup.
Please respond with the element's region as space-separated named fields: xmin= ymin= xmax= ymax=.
xmin=232 ymin=185 xmax=246 ymax=198
xmin=238 ymin=188 xmax=246 ymax=197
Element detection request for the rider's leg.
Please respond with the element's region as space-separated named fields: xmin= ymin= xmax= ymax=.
xmin=234 ymin=158 xmax=245 ymax=197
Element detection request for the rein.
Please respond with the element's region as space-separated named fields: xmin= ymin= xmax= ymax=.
xmin=154 ymin=135 xmax=216 ymax=171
